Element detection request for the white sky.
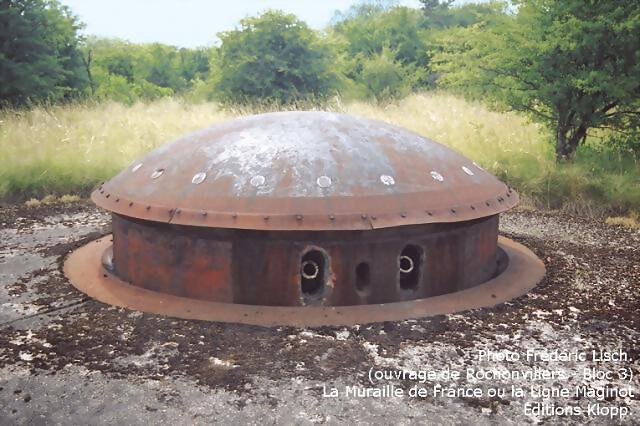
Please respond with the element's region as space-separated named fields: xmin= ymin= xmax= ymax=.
xmin=59 ymin=0 xmax=463 ymax=48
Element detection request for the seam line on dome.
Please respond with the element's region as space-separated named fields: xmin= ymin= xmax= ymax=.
xmin=167 ymin=208 xmax=178 ymax=224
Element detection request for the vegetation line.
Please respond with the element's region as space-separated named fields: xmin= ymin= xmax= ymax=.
xmin=0 ymin=0 xmax=638 ymax=213
xmin=0 ymin=93 xmax=637 ymax=214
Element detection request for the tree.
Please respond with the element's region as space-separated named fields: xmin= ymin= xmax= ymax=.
xmin=211 ymin=10 xmax=338 ymax=103
xmin=359 ymin=47 xmax=407 ymax=101
xmin=420 ymin=0 xmax=454 ymax=29
xmin=433 ymin=0 xmax=640 ymax=160
xmin=140 ymin=44 xmax=186 ymax=91
xmin=178 ymin=47 xmax=210 ymax=82
xmin=329 ymin=2 xmax=498 ymax=98
xmin=0 ymin=0 xmax=88 ymax=105
xmin=82 ymin=37 xmax=208 ymax=104
xmin=330 ymin=5 xmax=431 ymax=97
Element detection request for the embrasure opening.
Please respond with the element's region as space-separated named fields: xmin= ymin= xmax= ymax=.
xmin=399 ymin=244 xmax=423 ymax=290
xmin=355 ymin=262 xmax=371 ymax=293
xmin=300 ymin=249 xmax=326 ymax=296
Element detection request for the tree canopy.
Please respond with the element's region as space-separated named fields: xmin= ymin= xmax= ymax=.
xmin=330 ymin=5 xmax=429 ymax=100
xmin=0 ymin=0 xmax=88 ymax=105
xmin=82 ymin=37 xmax=211 ymax=104
xmin=1 ymin=0 xmax=638 ymax=163
xmin=211 ymin=10 xmax=338 ymax=104
xmin=433 ymin=0 xmax=640 ymax=160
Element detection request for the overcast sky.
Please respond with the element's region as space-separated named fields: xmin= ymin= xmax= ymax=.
xmin=60 ymin=0 xmax=441 ymax=48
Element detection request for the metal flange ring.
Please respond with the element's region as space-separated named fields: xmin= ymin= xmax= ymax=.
xmin=301 ymin=260 xmax=319 ymax=280
xmin=399 ymin=255 xmax=414 ymax=273
xmin=64 ymin=236 xmax=545 ymax=327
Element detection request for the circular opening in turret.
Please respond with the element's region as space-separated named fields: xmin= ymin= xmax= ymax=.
xmin=399 ymin=244 xmax=423 ymax=291
xmin=300 ymin=249 xmax=327 ymax=298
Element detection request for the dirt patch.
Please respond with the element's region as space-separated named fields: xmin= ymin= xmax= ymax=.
xmin=0 ymin=201 xmax=96 ymax=231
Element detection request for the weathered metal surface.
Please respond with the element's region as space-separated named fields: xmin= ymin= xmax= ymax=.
xmin=110 ymin=213 xmax=500 ymax=307
xmin=64 ymin=235 xmax=545 ymax=327
xmin=76 ymin=111 xmax=536 ymax=317
xmin=92 ymin=112 xmax=518 ymax=231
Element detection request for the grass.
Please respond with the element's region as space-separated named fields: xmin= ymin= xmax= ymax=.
xmin=1 ymin=93 xmax=638 ymax=213
xmin=349 ymin=94 xmax=639 ymax=213
xmin=605 ymin=212 xmax=640 ymax=230
xmin=0 ymin=99 xmax=233 ymax=201
xmin=24 ymin=194 xmax=81 ymax=208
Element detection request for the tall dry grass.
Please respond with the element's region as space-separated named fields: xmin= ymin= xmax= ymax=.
xmin=351 ymin=94 xmax=639 ymax=213
xmin=1 ymin=93 xmax=638 ymax=213
xmin=348 ymin=94 xmax=553 ymax=197
xmin=0 ymin=99 xmax=233 ymax=200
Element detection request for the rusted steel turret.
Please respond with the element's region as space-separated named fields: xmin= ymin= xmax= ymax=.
xmin=66 ymin=112 xmax=544 ymax=326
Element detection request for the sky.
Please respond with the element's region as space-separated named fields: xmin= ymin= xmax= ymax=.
xmin=59 ymin=0 xmax=426 ymax=48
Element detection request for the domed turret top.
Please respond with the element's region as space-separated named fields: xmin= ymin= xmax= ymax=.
xmin=92 ymin=111 xmax=517 ymax=230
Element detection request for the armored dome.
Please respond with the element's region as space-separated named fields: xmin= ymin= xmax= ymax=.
xmin=92 ymin=111 xmax=518 ymax=230
xmin=68 ymin=111 xmax=544 ymax=325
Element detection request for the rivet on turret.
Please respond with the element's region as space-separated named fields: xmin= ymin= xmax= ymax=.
xmin=361 ymin=214 xmax=368 ymax=220
xmin=430 ymin=171 xmax=444 ymax=182
xmin=192 ymin=172 xmax=206 ymax=184
xmin=296 ymin=214 xmax=303 ymax=221
xmin=400 ymin=212 xmax=407 ymax=218
xmin=151 ymin=168 xmax=164 ymax=179
xmin=316 ymin=175 xmax=332 ymax=188
xmin=380 ymin=175 xmax=395 ymax=186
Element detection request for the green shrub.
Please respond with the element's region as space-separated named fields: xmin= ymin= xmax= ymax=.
xmin=94 ymin=69 xmax=137 ymax=105
xmin=358 ymin=49 xmax=409 ymax=101
xmin=211 ymin=10 xmax=339 ymax=104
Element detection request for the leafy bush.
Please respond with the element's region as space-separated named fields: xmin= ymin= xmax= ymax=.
xmin=83 ymin=37 xmax=208 ymax=104
xmin=358 ymin=48 xmax=409 ymax=101
xmin=134 ymin=80 xmax=174 ymax=101
xmin=94 ymin=69 xmax=137 ymax=105
xmin=211 ymin=10 xmax=339 ymax=104
xmin=330 ymin=5 xmax=431 ymax=96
